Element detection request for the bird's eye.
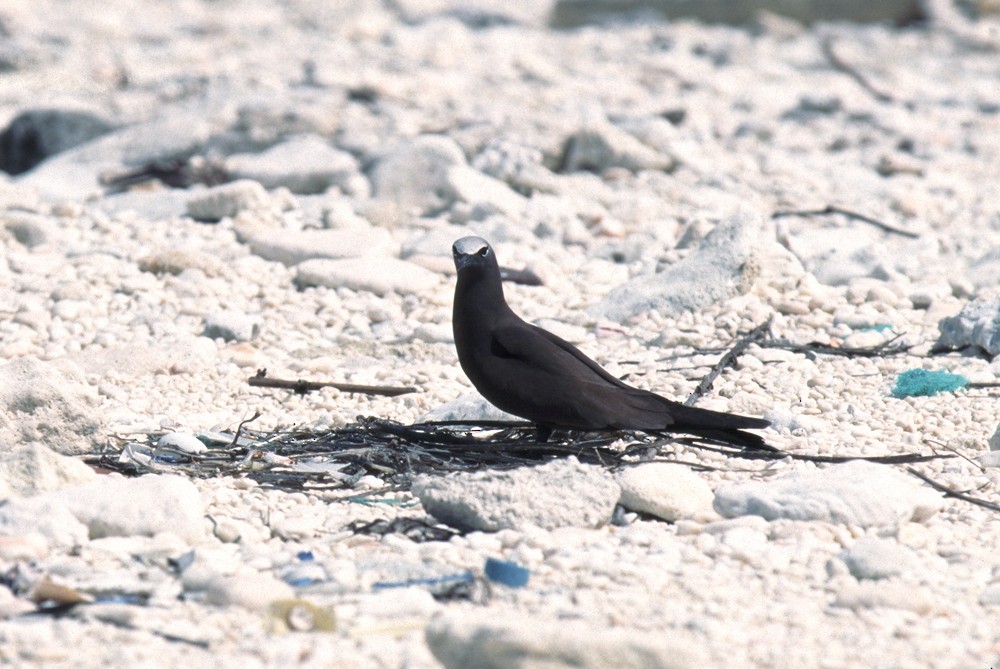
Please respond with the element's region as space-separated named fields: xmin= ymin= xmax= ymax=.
xmin=477 ymin=247 xmax=489 ymax=257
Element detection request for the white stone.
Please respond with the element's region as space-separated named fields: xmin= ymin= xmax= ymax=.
xmin=203 ymin=573 xmax=295 ymax=611
xmin=834 ymin=537 xmax=916 ymax=580
xmin=0 ymin=442 xmax=95 ymax=499
xmin=592 ymin=209 xmax=805 ymax=322
xmin=714 ymin=461 xmax=944 ymax=527
xmin=426 ymin=608 xmax=705 ymax=669
xmin=370 ymin=135 xmax=467 ymax=213
xmin=186 ymin=179 xmax=273 ymax=222
xmin=155 ymin=432 xmax=208 ymax=455
xmin=238 ymin=224 xmax=398 ymax=265
xmin=617 ymin=463 xmax=716 ymax=521
xmin=225 ymin=134 xmax=361 ymax=195
xmin=412 ymin=457 xmax=621 ymax=532
xmin=294 ymin=257 xmax=439 ymax=296
xmin=0 ymin=357 xmax=103 ymax=456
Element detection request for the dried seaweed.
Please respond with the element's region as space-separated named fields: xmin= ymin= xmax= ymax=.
xmin=87 ymin=417 xmax=950 ymax=495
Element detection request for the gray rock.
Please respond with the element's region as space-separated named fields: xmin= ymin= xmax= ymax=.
xmin=936 ymin=297 xmax=1000 ymax=356
xmin=186 ymin=179 xmax=273 ymax=222
xmin=294 ymin=257 xmax=439 ymax=296
xmin=426 ymin=609 xmax=706 ymax=669
xmin=0 ymin=442 xmax=96 ymax=499
xmin=979 ymin=583 xmax=1000 ymax=607
xmin=412 ymin=457 xmax=620 ymax=532
xmin=225 ymin=134 xmax=362 ymax=195
xmin=203 ymin=310 xmax=260 ymax=342
xmin=617 ymin=463 xmax=716 ymax=522
xmin=990 ymin=424 xmax=1000 ymax=451
xmin=968 ymin=246 xmax=1000 ymax=290
xmin=809 ymin=244 xmax=896 ymax=286
xmin=592 ymin=209 xmax=804 ymax=322
xmin=835 ymin=537 xmax=916 ymax=580
xmin=714 ymin=461 xmax=943 ymax=527
xmin=0 ymin=357 xmax=103 ymax=456
xmin=237 ymin=223 xmax=397 ymax=265
xmin=3 ymin=211 xmax=54 ymax=247
xmin=472 ymin=138 xmax=557 ymax=194
xmin=419 ymin=392 xmax=521 ymax=422
xmin=369 ymin=135 xmax=467 ymax=213
xmin=0 ymin=108 xmax=115 ymax=175
xmin=559 ymin=119 xmax=675 ymax=173
xmin=445 ymin=165 xmax=527 ymax=220
xmin=17 ymin=113 xmax=211 ymax=201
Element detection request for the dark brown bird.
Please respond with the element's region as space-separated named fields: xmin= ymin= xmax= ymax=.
xmin=451 ymin=236 xmax=770 ymax=448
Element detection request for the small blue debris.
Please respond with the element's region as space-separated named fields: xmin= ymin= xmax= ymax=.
xmin=297 ymin=551 xmax=314 ymax=562
xmin=372 ymin=572 xmax=474 ymax=591
xmin=484 ymin=557 xmax=530 ymax=588
xmin=861 ymin=324 xmax=894 ymax=333
xmin=891 ymin=368 xmax=969 ymax=398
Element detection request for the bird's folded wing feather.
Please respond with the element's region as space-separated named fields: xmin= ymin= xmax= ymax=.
xmin=492 ymin=323 xmax=632 ymax=389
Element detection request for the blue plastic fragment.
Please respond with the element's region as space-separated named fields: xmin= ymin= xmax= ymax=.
xmin=891 ymin=368 xmax=969 ymax=398
xmin=372 ymin=572 xmax=474 ymax=591
xmin=484 ymin=557 xmax=530 ymax=588
xmin=297 ymin=550 xmax=314 ymax=562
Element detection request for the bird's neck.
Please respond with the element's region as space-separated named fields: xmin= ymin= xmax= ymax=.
xmin=454 ymin=265 xmax=514 ymax=332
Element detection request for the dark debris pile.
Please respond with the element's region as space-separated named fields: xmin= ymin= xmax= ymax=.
xmin=85 ymin=416 xmax=947 ymax=495
xmin=86 ymin=418 xmax=676 ymax=493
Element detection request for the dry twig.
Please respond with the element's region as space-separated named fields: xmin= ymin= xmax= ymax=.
xmin=907 ymin=467 xmax=1000 ymax=513
xmin=772 ymin=205 xmax=918 ymax=239
xmin=248 ymin=369 xmax=417 ymax=397
xmin=684 ymin=320 xmax=771 ymax=406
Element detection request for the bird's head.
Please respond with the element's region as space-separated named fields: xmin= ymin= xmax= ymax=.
xmin=452 ymin=236 xmax=495 ymax=272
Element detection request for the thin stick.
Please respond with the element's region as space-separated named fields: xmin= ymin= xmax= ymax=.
xmin=248 ymin=370 xmax=417 ymax=397
xmin=819 ymin=37 xmax=894 ymax=104
xmin=772 ymin=205 xmax=918 ymax=239
xmin=684 ymin=320 xmax=770 ymax=406
xmin=907 ymin=467 xmax=1000 ymax=513
xmin=762 ymin=334 xmax=912 ymax=358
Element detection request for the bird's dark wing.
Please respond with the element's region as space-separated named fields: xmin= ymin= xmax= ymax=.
xmin=490 ymin=321 xmax=770 ymax=445
xmin=492 ymin=322 xmax=631 ymax=389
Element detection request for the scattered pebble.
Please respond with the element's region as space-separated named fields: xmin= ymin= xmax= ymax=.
xmin=834 ymin=537 xmax=916 ymax=580
xmin=202 ymin=310 xmax=260 ymax=343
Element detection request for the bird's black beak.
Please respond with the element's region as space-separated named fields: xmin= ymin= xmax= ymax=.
xmin=453 ymin=249 xmax=477 ymax=271
xmin=452 ymin=236 xmax=492 ymax=272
